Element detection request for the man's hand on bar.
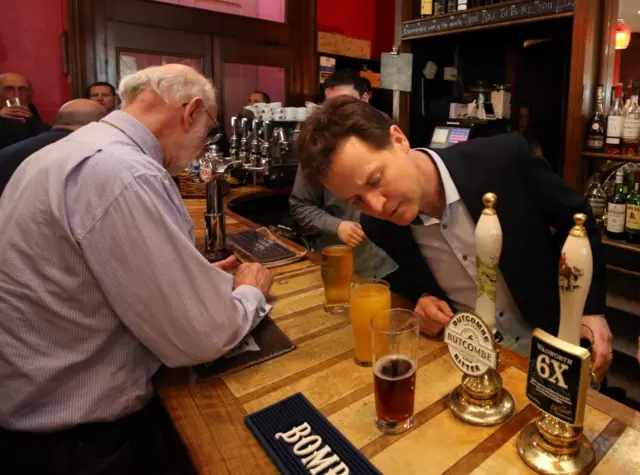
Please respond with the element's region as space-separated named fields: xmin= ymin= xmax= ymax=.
xmin=414 ymin=295 xmax=454 ymax=336
xmin=337 ymin=221 xmax=366 ymax=247
xmin=581 ymin=315 xmax=613 ymax=384
xmin=233 ymin=262 xmax=273 ymax=296
xmin=212 ymin=255 xmax=238 ymax=272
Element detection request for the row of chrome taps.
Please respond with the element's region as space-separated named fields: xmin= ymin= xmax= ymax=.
xmin=190 ymin=114 xmax=295 ymax=184
xmin=229 ymin=116 xmax=290 ymax=172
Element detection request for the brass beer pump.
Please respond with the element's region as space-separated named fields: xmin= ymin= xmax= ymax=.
xmin=445 ymin=193 xmax=516 ymax=426
xmin=517 ymin=214 xmax=596 ymax=474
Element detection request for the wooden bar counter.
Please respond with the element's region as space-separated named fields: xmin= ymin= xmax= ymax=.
xmin=157 ymin=186 xmax=640 ymax=475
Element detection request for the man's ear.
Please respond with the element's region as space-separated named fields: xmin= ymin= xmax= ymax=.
xmin=389 ymin=125 xmax=410 ymax=154
xmin=182 ymin=97 xmax=204 ymax=130
xmin=362 ymin=92 xmax=372 ymax=103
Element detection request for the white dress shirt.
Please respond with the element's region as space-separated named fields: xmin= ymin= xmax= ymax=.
xmin=410 ymin=148 xmax=532 ymax=355
xmin=0 ymin=111 xmax=270 ymax=431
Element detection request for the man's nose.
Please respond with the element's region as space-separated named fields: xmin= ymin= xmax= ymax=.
xmin=364 ymin=193 xmax=387 ymax=215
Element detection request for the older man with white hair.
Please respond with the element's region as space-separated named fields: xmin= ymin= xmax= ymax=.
xmin=0 ymin=64 xmax=273 ymax=474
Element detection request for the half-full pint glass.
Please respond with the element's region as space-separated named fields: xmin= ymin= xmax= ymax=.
xmin=321 ymin=245 xmax=354 ymax=314
xmin=371 ymin=309 xmax=419 ymax=434
xmin=350 ymin=279 xmax=391 ymax=366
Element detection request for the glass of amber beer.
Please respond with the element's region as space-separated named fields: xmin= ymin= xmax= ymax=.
xmin=371 ymin=309 xmax=419 ymax=434
xmin=350 ymin=279 xmax=391 ymax=366
xmin=321 ymin=245 xmax=354 ymax=314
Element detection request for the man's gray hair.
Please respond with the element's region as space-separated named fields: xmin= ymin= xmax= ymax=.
xmin=118 ymin=64 xmax=216 ymax=108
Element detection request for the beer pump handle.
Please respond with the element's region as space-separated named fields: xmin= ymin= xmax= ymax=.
xmin=475 ymin=193 xmax=502 ymax=333
xmin=557 ymin=214 xmax=593 ymax=346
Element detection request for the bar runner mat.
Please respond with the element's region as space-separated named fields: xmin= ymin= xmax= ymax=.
xmin=192 ymin=316 xmax=295 ymax=380
xmin=245 ymin=393 xmax=382 ymax=474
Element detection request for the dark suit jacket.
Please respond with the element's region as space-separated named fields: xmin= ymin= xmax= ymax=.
xmin=0 ymin=128 xmax=71 ymax=196
xmin=0 ymin=116 xmax=51 ymax=150
xmin=360 ymin=132 xmax=605 ymax=336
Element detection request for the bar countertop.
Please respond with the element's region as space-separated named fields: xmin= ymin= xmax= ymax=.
xmin=156 ymin=186 xmax=640 ymax=475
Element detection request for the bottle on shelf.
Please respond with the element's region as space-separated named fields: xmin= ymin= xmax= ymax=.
xmin=585 ymin=85 xmax=605 ymax=152
xmin=626 ymin=170 xmax=640 ymax=243
xmin=457 ymin=0 xmax=468 ymax=10
xmin=447 ymin=0 xmax=457 ymax=12
xmin=626 ymin=166 xmax=637 ymax=199
xmin=606 ymin=168 xmax=627 ymax=240
xmin=586 ymin=172 xmax=606 ymax=226
xmin=622 ymin=89 xmax=640 ymax=156
xmin=604 ymin=84 xmax=624 ymax=155
xmin=435 ymin=0 xmax=447 ymax=15
xmin=421 ymin=0 xmax=434 ymax=17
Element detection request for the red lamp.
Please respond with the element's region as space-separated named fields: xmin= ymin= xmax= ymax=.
xmin=616 ymin=19 xmax=631 ymax=50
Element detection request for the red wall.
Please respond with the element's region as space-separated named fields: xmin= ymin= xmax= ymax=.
xmin=0 ymin=0 xmax=71 ymax=124
xmin=317 ymin=0 xmax=396 ymax=61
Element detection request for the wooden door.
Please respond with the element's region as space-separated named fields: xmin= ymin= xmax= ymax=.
xmin=67 ymin=0 xmax=317 ymax=109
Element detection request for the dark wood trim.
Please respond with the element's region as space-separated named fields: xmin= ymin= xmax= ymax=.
xmin=287 ymin=0 xmax=319 ymax=105
xmin=599 ymin=0 xmax=619 ymax=110
xmin=395 ymin=0 xmax=413 ymax=134
xmin=582 ymin=152 xmax=640 ymax=163
xmin=108 ymin=0 xmax=289 ymax=45
xmin=562 ymin=0 xmax=603 ymax=191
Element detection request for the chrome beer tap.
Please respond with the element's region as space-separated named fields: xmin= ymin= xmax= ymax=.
xmin=260 ymin=120 xmax=271 ymax=166
xmin=238 ymin=117 xmax=249 ymax=165
xmin=249 ymin=119 xmax=260 ymax=167
xmin=272 ymin=127 xmax=289 ymax=160
xmin=229 ymin=116 xmax=239 ymax=161
xmin=186 ymin=132 xmax=244 ymax=262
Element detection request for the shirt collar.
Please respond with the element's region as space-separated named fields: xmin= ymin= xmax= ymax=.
xmin=102 ymin=110 xmax=164 ymax=165
xmin=413 ymin=148 xmax=461 ymax=226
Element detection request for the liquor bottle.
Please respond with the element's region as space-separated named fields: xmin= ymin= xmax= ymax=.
xmin=447 ymin=0 xmax=457 ymax=12
xmin=606 ymin=168 xmax=627 ymax=239
xmin=421 ymin=0 xmax=434 ymax=16
xmin=626 ymin=167 xmax=637 ymax=199
xmin=626 ymin=170 xmax=640 ymax=243
xmin=457 ymin=0 xmax=468 ymax=10
xmin=585 ymin=85 xmax=605 ymax=152
xmin=622 ymin=91 xmax=640 ymax=156
xmin=586 ymin=172 xmax=606 ymax=226
xmin=604 ymin=84 xmax=624 ymax=154
xmin=435 ymin=0 xmax=447 ymax=15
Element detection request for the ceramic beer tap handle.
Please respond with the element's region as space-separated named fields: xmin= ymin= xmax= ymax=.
xmin=557 ymin=214 xmax=593 ymax=346
xmin=475 ymin=193 xmax=501 ymax=333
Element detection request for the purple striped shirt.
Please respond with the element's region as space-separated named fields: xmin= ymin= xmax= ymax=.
xmin=0 ymin=111 xmax=269 ymax=431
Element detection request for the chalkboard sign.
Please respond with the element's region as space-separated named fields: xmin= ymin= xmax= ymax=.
xmin=402 ymin=0 xmax=575 ymax=39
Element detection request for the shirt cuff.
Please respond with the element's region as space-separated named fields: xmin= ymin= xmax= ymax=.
xmin=232 ymin=284 xmax=272 ymax=319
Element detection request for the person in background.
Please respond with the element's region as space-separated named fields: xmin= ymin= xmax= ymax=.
xmin=0 ymin=99 xmax=106 ymax=196
xmin=290 ymin=70 xmax=398 ymax=281
xmin=323 ymin=69 xmax=372 ymax=102
xmin=0 ymin=64 xmax=273 ymax=474
xmin=0 ymin=73 xmax=50 ymax=149
xmin=519 ymin=105 xmax=544 ymax=157
xmin=87 ymin=81 xmax=118 ymax=113
xmin=247 ymin=90 xmax=270 ymax=105
xmin=295 ymin=96 xmax=613 ymax=383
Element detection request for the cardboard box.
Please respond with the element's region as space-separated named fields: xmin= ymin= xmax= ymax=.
xmin=344 ymin=37 xmax=371 ymax=59
xmin=318 ymin=32 xmax=345 ymax=55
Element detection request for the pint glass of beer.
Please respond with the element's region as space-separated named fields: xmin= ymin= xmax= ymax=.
xmin=350 ymin=279 xmax=391 ymax=366
xmin=321 ymin=245 xmax=354 ymax=314
xmin=371 ymin=309 xmax=419 ymax=434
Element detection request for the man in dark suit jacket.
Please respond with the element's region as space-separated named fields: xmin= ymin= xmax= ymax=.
xmin=295 ymin=95 xmax=613 ymax=383
xmin=0 ymin=99 xmax=106 ymax=196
